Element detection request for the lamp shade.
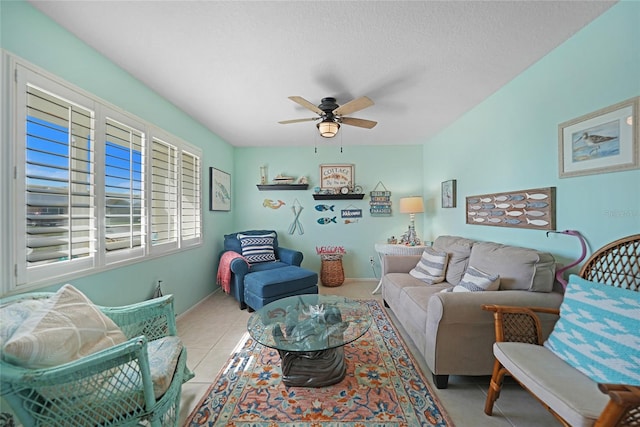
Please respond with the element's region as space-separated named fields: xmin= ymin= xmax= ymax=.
xmin=399 ymin=196 xmax=424 ymax=214
xmin=317 ymin=120 xmax=340 ymax=138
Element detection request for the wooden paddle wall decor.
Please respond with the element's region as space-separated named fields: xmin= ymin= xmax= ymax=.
xmin=466 ymin=187 xmax=556 ymax=230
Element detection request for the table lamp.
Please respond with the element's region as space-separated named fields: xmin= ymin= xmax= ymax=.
xmin=399 ymin=196 xmax=424 ymax=246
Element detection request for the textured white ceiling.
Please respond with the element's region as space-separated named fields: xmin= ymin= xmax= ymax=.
xmin=28 ymin=0 xmax=615 ymax=147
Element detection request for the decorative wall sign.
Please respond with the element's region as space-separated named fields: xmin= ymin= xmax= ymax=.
xmin=441 ymin=179 xmax=456 ymax=208
xmin=210 ymin=167 xmax=231 ymax=211
xmin=369 ymin=181 xmax=392 ymax=216
xmin=319 ymin=164 xmax=354 ymax=191
xmin=466 ymin=187 xmax=556 ymax=230
xmin=341 ymin=208 xmax=362 ymax=218
xmin=559 ymin=96 xmax=639 ymax=178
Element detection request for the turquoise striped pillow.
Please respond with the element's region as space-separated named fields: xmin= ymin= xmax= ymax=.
xmin=543 ymin=275 xmax=640 ymax=385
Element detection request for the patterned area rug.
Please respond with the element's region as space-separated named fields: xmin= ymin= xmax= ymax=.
xmin=185 ymin=300 xmax=453 ymax=426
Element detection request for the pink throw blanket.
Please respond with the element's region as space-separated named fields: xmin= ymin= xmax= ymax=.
xmin=217 ymin=251 xmax=248 ymax=294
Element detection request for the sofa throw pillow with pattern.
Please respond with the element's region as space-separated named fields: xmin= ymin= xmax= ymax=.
xmin=238 ymin=232 xmax=277 ymax=264
xmin=2 ymin=284 xmax=127 ymax=369
xmin=452 ymin=266 xmax=500 ymax=292
xmin=543 ymin=275 xmax=640 ymax=385
xmin=409 ymin=247 xmax=449 ymax=284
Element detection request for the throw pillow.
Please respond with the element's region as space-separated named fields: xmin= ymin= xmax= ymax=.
xmin=2 ymin=284 xmax=127 ymax=368
xmin=543 ymin=275 xmax=640 ymax=385
xmin=452 ymin=266 xmax=500 ymax=292
xmin=409 ymin=247 xmax=449 ymax=284
xmin=238 ymin=232 xmax=277 ymax=264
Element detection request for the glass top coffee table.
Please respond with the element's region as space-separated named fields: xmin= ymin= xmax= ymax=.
xmin=247 ymin=294 xmax=371 ymax=387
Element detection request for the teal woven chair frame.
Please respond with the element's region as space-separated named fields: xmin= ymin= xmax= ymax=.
xmin=0 ymin=293 xmax=194 ymax=427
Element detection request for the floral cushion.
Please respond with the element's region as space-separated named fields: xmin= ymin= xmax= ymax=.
xmin=0 ymin=298 xmax=47 ymax=347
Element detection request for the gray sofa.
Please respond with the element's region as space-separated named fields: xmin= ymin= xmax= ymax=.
xmin=381 ymin=235 xmax=564 ymax=389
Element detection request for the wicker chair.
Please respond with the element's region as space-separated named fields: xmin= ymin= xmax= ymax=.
xmin=482 ymin=234 xmax=640 ymax=427
xmin=0 ymin=292 xmax=194 ymax=427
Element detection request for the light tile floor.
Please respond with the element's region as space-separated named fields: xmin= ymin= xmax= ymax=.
xmin=177 ymin=280 xmax=560 ymax=426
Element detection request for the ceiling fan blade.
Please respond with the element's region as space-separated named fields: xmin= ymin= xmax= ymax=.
xmin=341 ymin=117 xmax=377 ymax=129
xmin=278 ymin=117 xmax=318 ymax=125
xmin=333 ymin=96 xmax=374 ymax=116
xmin=288 ymin=96 xmax=323 ymax=115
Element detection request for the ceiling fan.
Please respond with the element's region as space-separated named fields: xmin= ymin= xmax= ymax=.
xmin=279 ymin=96 xmax=377 ymax=138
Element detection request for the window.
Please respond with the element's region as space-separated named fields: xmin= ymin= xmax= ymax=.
xmin=181 ymin=150 xmax=201 ymax=243
xmin=9 ymin=59 xmax=202 ymax=290
xmin=104 ymin=115 xmax=146 ymax=263
xmin=150 ymin=136 xmax=178 ymax=250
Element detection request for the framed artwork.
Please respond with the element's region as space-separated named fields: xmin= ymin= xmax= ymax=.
xmin=441 ymin=179 xmax=456 ymax=208
xmin=209 ymin=167 xmax=231 ymax=211
xmin=558 ymin=96 xmax=639 ymax=178
xmin=466 ymin=187 xmax=556 ymax=230
xmin=319 ymin=164 xmax=354 ymax=192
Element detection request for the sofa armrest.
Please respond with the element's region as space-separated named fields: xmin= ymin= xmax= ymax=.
xmin=276 ymin=247 xmax=303 ymax=266
xmin=424 ymin=290 xmax=563 ymax=375
xmin=230 ymin=257 xmax=250 ymax=275
xmin=382 ymin=255 xmax=421 ymax=275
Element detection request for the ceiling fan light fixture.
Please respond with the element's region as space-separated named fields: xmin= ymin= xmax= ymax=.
xmin=317 ymin=120 xmax=340 ymax=138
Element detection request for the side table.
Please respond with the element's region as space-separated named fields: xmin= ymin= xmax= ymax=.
xmin=372 ymin=243 xmax=427 ymax=294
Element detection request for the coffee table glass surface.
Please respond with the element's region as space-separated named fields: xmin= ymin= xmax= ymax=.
xmin=247 ymin=294 xmax=371 ymax=352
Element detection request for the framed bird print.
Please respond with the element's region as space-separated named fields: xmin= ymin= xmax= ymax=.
xmin=558 ymin=96 xmax=639 ymax=178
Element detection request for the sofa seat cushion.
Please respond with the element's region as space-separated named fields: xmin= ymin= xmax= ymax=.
xmin=494 ymin=342 xmax=608 ymax=427
xmin=249 ymin=260 xmax=290 ymax=273
xmin=245 ymin=266 xmax=318 ymax=298
xmin=467 ymin=241 xmax=555 ymax=291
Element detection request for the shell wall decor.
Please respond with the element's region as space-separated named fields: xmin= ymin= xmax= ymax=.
xmin=466 ymin=187 xmax=556 ymax=230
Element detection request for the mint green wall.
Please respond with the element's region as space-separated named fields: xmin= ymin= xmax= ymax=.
xmin=233 ymin=145 xmax=424 ymax=278
xmin=423 ymin=1 xmax=640 ymax=272
xmin=3 ymin=0 xmax=638 ymax=308
xmin=1 ymin=1 xmax=234 ymax=314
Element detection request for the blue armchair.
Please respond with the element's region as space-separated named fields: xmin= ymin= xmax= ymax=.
xmin=221 ymin=230 xmax=317 ymax=310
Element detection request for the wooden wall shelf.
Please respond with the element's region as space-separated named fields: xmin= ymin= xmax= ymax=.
xmin=257 ymin=184 xmax=308 ymax=191
xmin=313 ymin=194 xmax=365 ymax=200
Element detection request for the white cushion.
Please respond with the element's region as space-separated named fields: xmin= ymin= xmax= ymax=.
xmin=495 ymin=342 xmax=607 ymax=427
xmin=409 ymin=247 xmax=449 ymax=284
xmin=452 ymin=266 xmax=500 ymax=292
xmin=2 ymin=284 xmax=127 ymax=368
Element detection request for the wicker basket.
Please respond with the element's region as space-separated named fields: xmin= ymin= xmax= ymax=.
xmin=320 ymin=254 xmax=345 ymax=287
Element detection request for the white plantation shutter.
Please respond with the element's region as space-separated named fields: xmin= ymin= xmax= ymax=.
xmin=9 ymin=58 xmax=202 ymax=290
xmin=151 ymin=137 xmax=178 ymax=249
xmin=181 ymin=150 xmax=201 ymax=244
xmin=22 ymin=82 xmax=96 ymax=283
xmin=104 ymin=117 xmax=145 ymax=260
